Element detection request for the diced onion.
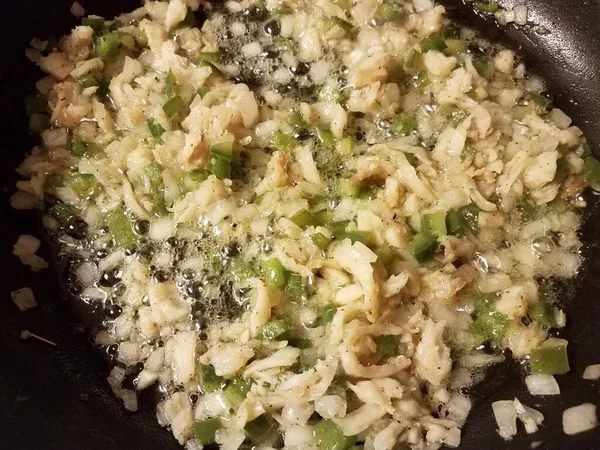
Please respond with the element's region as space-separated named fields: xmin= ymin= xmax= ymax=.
xmin=442 ymin=394 xmax=471 ymax=426
xmin=562 ymin=403 xmax=598 ymax=435
xmin=413 ymin=0 xmax=434 ymax=12
xmin=583 ymin=364 xmax=600 ymax=380
xmin=11 ymin=288 xmax=37 ymax=311
xmin=514 ymin=5 xmax=528 ymax=25
xmin=70 ymin=1 xmax=85 ymax=18
xmin=492 ymin=400 xmax=518 ymax=440
xmin=241 ymin=42 xmax=261 ymax=58
xmin=81 ymin=286 xmax=108 ymax=301
xmin=550 ymin=108 xmax=572 ymax=129
xmin=524 ymin=375 xmax=560 ymax=395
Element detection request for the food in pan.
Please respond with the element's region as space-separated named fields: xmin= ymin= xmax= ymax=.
xmin=13 ymin=0 xmax=600 ymax=447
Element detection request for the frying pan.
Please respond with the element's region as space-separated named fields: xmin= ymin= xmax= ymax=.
xmin=0 ymin=1 xmax=599 ymax=449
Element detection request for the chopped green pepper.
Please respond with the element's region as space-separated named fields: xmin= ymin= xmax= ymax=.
xmin=375 ymin=335 xmax=399 ymax=358
xmin=330 ymin=220 xmax=350 ymax=239
xmin=445 ymin=209 xmax=464 ymax=236
xmin=404 ymin=49 xmax=422 ymax=70
xmin=94 ymin=32 xmax=121 ymax=59
xmin=49 ymin=203 xmax=77 ymax=227
xmin=338 ymin=230 xmax=371 ymax=245
xmin=337 ymin=179 xmax=362 ymax=198
xmin=70 ymin=174 xmax=100 ymax=199
xmin=165 ymin=70 xmax=179 ymax=99
xmin=529 ymin=301 xmax=557 ymax=329
xmin=471 ymin=295 xmax=510 ymax=345
xmin=409 ymin=232 xmax=439 ymax=263
xmin=229 ymin=259 xmax=257 ymax=285
xmin=476 ymin=1 xmax=500 ymax=14
xmin=193 ymin=418 xmax=221 ymax=445
xmin=314 ymin=419 xmax=356 ymax=450
xmin=444 ymin=38 xmax=468 ymax=55
xmin=290 ymin=208 xmax=319 ymax=229
xmin=162 ymin=95 xmax=185 ymax=118
xmin=193 ymin=52 xmax=223 ymax=76
xmin=582 ymin=156 xmax=600 ymax=184
xmin=144 ymin=162 xmax=163 ymax=187
xmin=420 ymin=35 xmax=447 ymax=52
xmin=270 ymin=131 xmax=296 ymax=152
xmin=289 ymin=337 xmax=313 ymax=349
xmin=337 ymin=136 xmax=355 ymax=156
xmin=257 ymin=319 xmax=291 ymax=340
xmin=324 ymin=17 xmax=354 ymax=32
xmin=376 ymin=1 xmax=401 ymax=22
xmin=422 ymin=211 xmax=447 ymax=238
xmin=262 ymin=257 xmax=287 ymax=288
xmin=183 ymin=169 xmax=209 ymax=191
xmin=146 ymin=118 xmax=165 ymax=141
xmin=82 ymin=16 xmax=105 ymax=32
xmin=70 ymin=136 xmax=102 ymax=157
xmin=275 ymin=6 xmax=294 ymax=15
xmin=244 ymin=414 xmax=275 ymax=444
xmin=314 ymin=125 xmax=336 ymax=149
xmin=108 ymin=207 xmax=138 ymax=248
xmin=209 ymin=142 xmax=234 ymax=160
xmin=79 ymin=74 xmax=100 ymax=89
xmin=391 ymin=112 xmax=417 ymax=136
xmin=312 ymin=233 xmax=331 ymax=251
xmin=472 ymin=57 xmax=494 ymax=79
xmin=119 ymin=33 xmax=136 ymax=50
xmin=197 ymin=364 xmax=224 ymax=393
xmin=530 ymin=339 xmax=570 ymax=375
xmin=313 ymin=208 xmax=333 ymax=226
xmin=288 ymin=109 xmax=306 ymax=129
xmin=223 ymin=378 xmax=250 ymax=408
xmin=285 ymin=273 xmax=308 ymax=302
xmin=318 ymin=303 xmax=338 ymax=326
xmin=194 ymin=52 xmax=221 ymax=65
xmin=210 ymin=155 xmax=232 ymax=179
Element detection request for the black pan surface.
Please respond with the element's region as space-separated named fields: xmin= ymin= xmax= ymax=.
xmin=0 ymin=1 xmax=599 ymax=449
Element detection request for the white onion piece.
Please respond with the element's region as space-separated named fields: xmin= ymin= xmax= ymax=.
xmin=442 ymin=394 xmax=471 ymax=426
xmin=11 ymin=288 xmax=37 ymax=311
xmin=281 ymin=403 xmax=315 ymax=425
xmin=583 ymin=364 xmax=600 ymax=380
xmin=413 ymin=0 xmax=434 ymax=12
xmin=70 ymin=1 xmax=85 ymax=18
xmin=81 ymin=286 xmax=107 ymax=301
xmin=284 ymin=425 xmax=315 ymax=446
xmin=550 ymin=108 xmax=572 ymax=129
xmin=98 ymin=249 xmax=123 ymax=272
xmin=562 ymin=403 xmax=598 ymax=435
xmin=241 ymin=42 xmax=261 ymax=57
xmin=514 ymin=398 xmax=544 ymax=434
xmin=150 ymin=218 xmax=175 ymax=240
xmin=524 ymin=375 xmax=560 ymax=395
xmin=314 ymin=395 xmax=347 ymax=419
xmin=514 ymin=5 xmax=528 ymax=25
xmin=444 ymin=427 xmax=461 ymax=448
xmin=492 ymin=400 xmax=518 ymax=440
xmin=75 ymin=262 xmax=98 ymax=287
